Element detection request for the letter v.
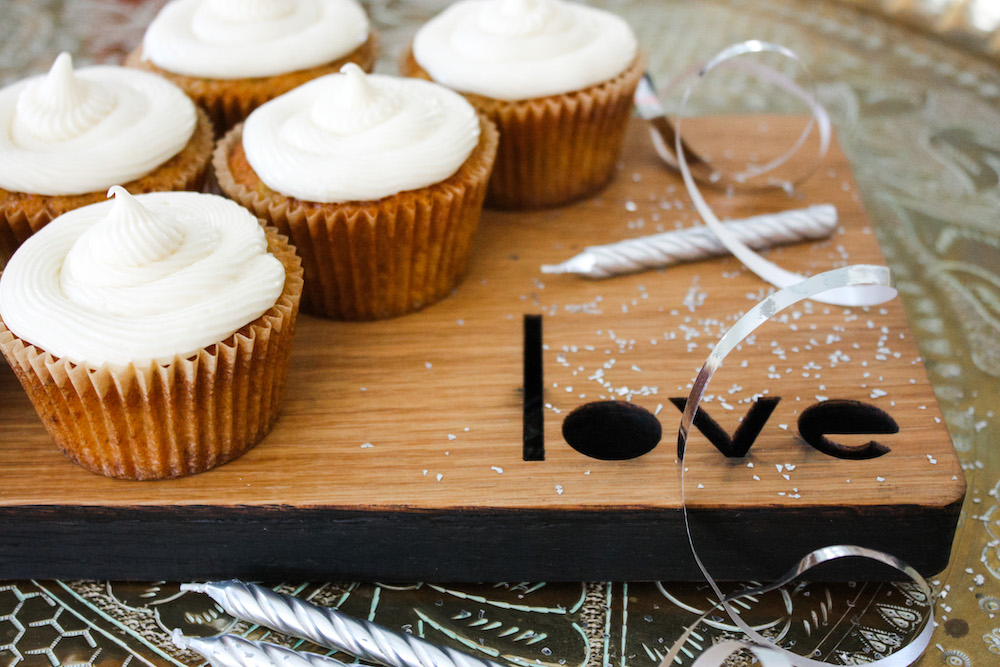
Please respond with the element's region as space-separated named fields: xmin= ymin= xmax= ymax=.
xmin=669 ymin=397 xmax=781 ymax=458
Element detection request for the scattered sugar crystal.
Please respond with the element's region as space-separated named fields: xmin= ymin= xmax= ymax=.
xmin=877 ymin=476 xmax=886 ymax=482
xmin=436 ymin=473 xmax=444 ymax=482
xmin=785 ymin=464 xmax=796 ymax=471
xmin=448 ymin=434 xmax=457 ymax=440
xmin=555 ymin=485 xmax=564 ymax=495
xmin=491 ymin=466 xmax=504 ymax=474
xmin=361 ymin=442 xmax=373 ymax=449
xmin=425 ymin=362 xmax=433 ymax=369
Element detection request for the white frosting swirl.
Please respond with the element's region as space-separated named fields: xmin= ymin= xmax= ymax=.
xmin=412 ymin=0 xmax=638 ymax=100
xmin=242 ymin=64 xmax=480 ymax=203
xmin=142 ymin=0 xmax=370 ymax=78
xmin=0 ymin=53 xmax=196 ymax=196
xmin=0 ymin=187 xmax=286 ymax=368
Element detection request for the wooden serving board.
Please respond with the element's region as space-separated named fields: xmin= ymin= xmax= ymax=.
xmin=0 ymin=117 xmax=964 ymax=582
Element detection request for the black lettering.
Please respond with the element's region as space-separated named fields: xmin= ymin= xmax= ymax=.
xmin=668 ymin=397 xmax=781 ymax=458
xmin=797 ymin=399 xmax=896 ymax=459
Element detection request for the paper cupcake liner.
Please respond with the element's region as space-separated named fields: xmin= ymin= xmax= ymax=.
xmin=213 ymin=115 xmax=498 ymax=320
xmin=0 ymin=107 xmax=214 ymax=267
xmin=401 ymin=49 xmax=645 ymax=209
xmin=125 ymin=31 xmax=379 ymax=134
xmin=0 ymin=227 xmax=303 ymax=480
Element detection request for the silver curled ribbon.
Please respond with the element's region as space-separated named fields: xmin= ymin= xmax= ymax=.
xmin=647 ymin=40 xmax=898 ymax=307
xmin=656 ymin=41 xmax=932 ymax=667
xmin=666 ymin=264 xmax=935 ymax=667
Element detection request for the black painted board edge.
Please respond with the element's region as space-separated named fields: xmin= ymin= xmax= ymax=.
xmin=0 ymin=500 xmax=962 ymax=582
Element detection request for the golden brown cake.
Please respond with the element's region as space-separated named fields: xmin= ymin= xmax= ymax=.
xmin=401 ymin=0 xmax=644 ymax=210
xmin=401 ymin=48 xmax=644 ymax=210
xmin=0 ymin=189 xmax=303 ymax=480
xmin=214 ymin=66 xmax=499 ymax=320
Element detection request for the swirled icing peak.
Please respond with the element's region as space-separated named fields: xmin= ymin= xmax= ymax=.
xmin=0 ymin=188 xmax=285 ymax=367
xmin=242 ymin=65 xmax=480 ymax=203
xmin=142 ymin=0 xmax=370 ymax=78
xmin=412 ymin=0 xmax=638 ymax=100
xmin=0 ymin=53 xmax=195 ymax=196
xmin=310 ymin=63 xmax=400 ymax=134
xmin=14 ymin=53 xmax=115 ymax=142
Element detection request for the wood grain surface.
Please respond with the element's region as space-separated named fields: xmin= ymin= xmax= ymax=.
xmin=0 ymin=116 xmax=965 ymax=581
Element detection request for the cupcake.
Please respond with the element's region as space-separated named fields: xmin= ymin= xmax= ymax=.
xmin=0 ymin=53 xmax=213 ymax=268
xmin=401 ymin=0 xmax=644 ymax=209
xmin=214 ymin=64 xmax=499 ymax=320
xmin=126 ymin=0 xmax=379 ymax=132
xmin=0 ymin=186 xmax=303 ymax=480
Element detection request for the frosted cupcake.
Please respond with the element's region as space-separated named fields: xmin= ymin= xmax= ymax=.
xmin=214 ymin=64 xmax=499 ymax=320
xmin=401 ymin=0 xmax=644 ymax=209
xmin=0 ymin=187 xmax=303 ymax=480
xmin=0 ymin=53 xmax=213 ymax=267
xmin=126 ymin=0 xmax=379 ymax=132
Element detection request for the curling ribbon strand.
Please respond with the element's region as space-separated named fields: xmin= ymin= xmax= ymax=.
xmin=665 ymin=264 xmax=935 ymax=667
xmin=670 ymin=40 xmax=896 ymax=306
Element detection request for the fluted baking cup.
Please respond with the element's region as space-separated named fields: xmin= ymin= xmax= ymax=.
xmin=0 ymin=227 xmax=303 ymax=480
xmin=214 ymin=116 xmax=498 ymax=320
xmin=401 ymin=48 xmax=644 ymax=210
xmin=0 ymin=106 xmax=213 ymax=266
xmin=125 ymin=32 xmax=379 ymax=134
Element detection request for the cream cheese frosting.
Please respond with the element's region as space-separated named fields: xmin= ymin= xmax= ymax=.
xmin=0 ymin=53 xmax=196 ymax=196
xmin=141 ymin=0 xmax=370 ymax=79
xmin=0 ymin=187 xmax=285 ymax=368
xmin=411 ymin=0 xmax=638 ymax=100
xmin=242 ymin=64 xmax=481 ymax=203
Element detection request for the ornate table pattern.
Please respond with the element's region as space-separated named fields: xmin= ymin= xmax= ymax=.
xmin=1 ymin=0 xmax=998 ymax=665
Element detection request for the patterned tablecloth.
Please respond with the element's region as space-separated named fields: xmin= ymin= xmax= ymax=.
xmin=1 ymin=1 xmax=999 ymax=666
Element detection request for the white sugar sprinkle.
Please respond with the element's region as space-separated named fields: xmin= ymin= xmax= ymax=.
xmin=491 ymin=466 xmax=504 ymax=474
xmin=361 ymin=442 xmax=373 ymax=449
xmin=448 ymin=434 xmax=457 ymax=440
xmin=436 ymin=473 xmax=444 ymax=482
xmin=555 ymin=485 xmax=564 ymax=495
